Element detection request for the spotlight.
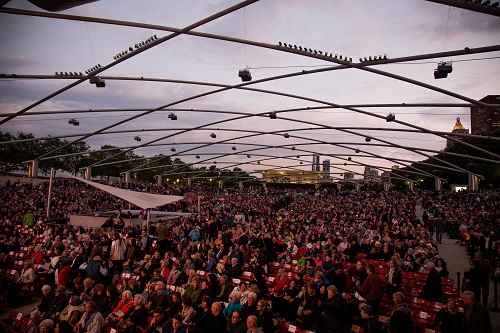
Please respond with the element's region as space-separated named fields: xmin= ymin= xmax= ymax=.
xmin=213 ymin=161 xmax=217 ymax=164
xmin=68 ymin=119 xmax=75 ymax=124
xmin=55 ymin=72 xmax=59 ymax=76
xmin=283 ymin=43 xmax=287 ymax=47
xmin=238 ymin=68 xmax=252 ymax=82
xmin=196 ymin=155 xmax=200 ymax=159
xmin=153 ymin=35 xmax=157 ymax=40
xmin=297 ymin=156 xmax=300 ymax=158
xmin=232 ymin=146 xmax=236 ymax=150
xmin=355 ymin=149 xmax=360 ymax=153
xmin=434 ymin=61 xmax=453 ymax=79
xmin=89 ymin=76 xmax=106 ymax=88
xmin=359 ymin=58 xmax=363 ymax=62
xmin=168 ymin=112 xmax=177 ymax=120
xmin=64 ymin=72 xmax=68 ymax=75
xmin=299 ymin=46 xmax=303 ymax=50
xmin=210 ymin=133 xmax=216 ymax=138
xmin=348 ymin=157 xmax=351 ymax=161
xmin=349 ymin=58 xmax=352 ymax=62
xmin=73 ymin=120 xmax=79 ymax=126
xmin=344 ymin=163 xmax=346 ymax=166
xmin=294 ymin=45 xmax=297 ymax=49
xmin=383 ymin=54 xmax=388 ymax=59
xmin=309 ymin=48 xmax=312 ymax=52
xmin=257 ymin=161 xmax=260 ymax=164
xmin=300 ymin=161 xmax=303 ymax=164
xmin=278 ymin=42 xmax=282 ymax=46
xmin=134 ymin=136 xmax=141 ymax=141
xmin=79 ymin=72 xmax=83 ymax=76
xmin=386 ymin=113 xmax=395 ymax=122
xmin=171 ymin=148 xmax=176 ymax=152
xmin=292 ymin=147 xmax=296 ymax=150
xmin=284 ymin=133 xmax=290 ymax=138
xmin=269 ymin=111 xmax=277 ymax=119
xmin=334 ymin=54 xmax=338 ymax=59
xmin=247 ymin=155 xmax=251 ymax=158
xmin=365 ymin=137 xmax=371 ymax=142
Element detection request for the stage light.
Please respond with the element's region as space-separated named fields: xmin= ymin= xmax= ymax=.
xmin=247 ymin=155 xmax=251 ymax=158
xmin=257 ymin=161 xmax=260 ymax=164
xmin=73 ymin=120 xmax=79 ymax=126
xmin=355 ymin=149 xmax=360 ymax=153
xmin=359 ymin=58 xmax=363 ymax=62
xmin=386 ymin=113 xmax=395 ymax=122
xmin=284 ymin=133 xmax=290 ymax=138
xmin=348 ymin=157 xmax=351 ymax=161
xmin=79 ymin=72 xmax=83 ymax=76
xmin=168 ymin=113 xmax=177 ymax=120
xmin=300 ymin=162 xmax=303 ymax=164
xmin=292 ymin=147 xmax=296 ymax=150
xmin=278 ymin=42 xmax=282 ymax=46
xmin=434 ymin=61 xmax=452 ymax=79
xmin=283 ymin=43 xmax=287 ymax=47
xmin=171 ymin=148 xmax=176 ymax=152
xmin=238 ymin=68 xmax=252 ymax=82
xmin=269 ymin=111 xmax=277 ymax=119
xmin=134 ymin=136 xmax=141 ymax=141
xmin=365 ymin=137 xmax=371 ymax=142
xmin=232 ymin=146 xmax=236 ymax=150
xmin=210 ymin=133 xmax=216 ymax=138
xmin=68 ymin=119 xmax=75 ymax=124
xmin=196 ymin=155 xmax=200 ymax=159
xmin=297 ymin=156 xmax=300 ymax=158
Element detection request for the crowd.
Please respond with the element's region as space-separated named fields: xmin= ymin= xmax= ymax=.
xmin=0 ymin=179 xmax=498 ymax=333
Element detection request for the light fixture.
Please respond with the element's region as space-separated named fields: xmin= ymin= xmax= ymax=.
xmin=232 ymin=146 xmax=236 ymax=150
xmin=292 ymin=147 xmax=296 ymax=150
xmin=247 ymin=155 xmax=251 ymax=158
xmin=386 ymin=113 xmax=395 ymax=122
xmin=196 ymin=155 xmax=200 ymax=159
xmin=168 ymin=112 xmax=177 ymax=120
xmin=355 ymin=149 xmax=360 ymax=153
xmin=238 ymin=68 xmax=252 ymax=82
xmin=68 ymin=118 xmax=79 ymax=126
xmin=134 ymin=136 xmax=141 ymax=141
xmin=365 ymin=137 xmax=371 ymax=142
xmin=284 ymin=133 xmax=290 ymax=138
xmin=434 ymin=61 xmax=453 ymax=79
xmin=348 ymin=157 xmax=352 ymax=161
xmin=89 ymin=76 xmax=105 ymax=88
xmin=210 ymin=133 xmax=216 ymax=138
xmin=300 ymin=161 xmax=303 ymax=164
xmin=269 ymin=111 xmax=277 ymax=119
xmin=297 ymin=156 xmax=300 ymax=158
xmin=171 ymin=148 xmax=176 ymax=152
xmin=213 ymin=161 xmax=217 ymax=164
xmin=257 ymin=161 xmax=260 ymax=164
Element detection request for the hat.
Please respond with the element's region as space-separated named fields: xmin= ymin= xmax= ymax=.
xmin=93 ymin=255 xmax=102 ymax=261
xmin=56 ymin=286 xmax=66 ymax=293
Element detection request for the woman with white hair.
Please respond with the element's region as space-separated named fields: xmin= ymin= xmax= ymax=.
xmin=38 ymin=319 xmax=54 ymax=333
xmin=117 ymin=293 xmax=148 ymax=332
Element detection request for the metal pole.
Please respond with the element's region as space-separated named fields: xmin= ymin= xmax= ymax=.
xmin=46 ymin=168 xmax=54 ymax=218
xmin=457 ymin=272 xmax=461 ymax=292
xmin=147 ymin=209 xmax=150 ymax=233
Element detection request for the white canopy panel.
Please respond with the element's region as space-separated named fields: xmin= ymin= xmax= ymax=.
xmin=71 ymin=176 xmax=184 ymax=209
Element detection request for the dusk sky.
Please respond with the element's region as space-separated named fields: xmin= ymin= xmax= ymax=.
xmin=0 ymin=0 xmax=499 ymax=179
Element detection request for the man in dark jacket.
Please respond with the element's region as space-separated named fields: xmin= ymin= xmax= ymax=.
xmin=45 ymin=286 xmax=69 ymax=320
xmin=320 ymin=285 xmax=347 ymax=333
xmin=206 ymin=302 xmax=227 ymax=333
xmin=146 ymin=306 xmax=170 ymax=333
xmin=254 ymin=300 xmax=275 ymax=333
xmin=462 ymin=291 xmax=492 ymax=333
xmin=83 ymin=255 xmax=108 ymax=285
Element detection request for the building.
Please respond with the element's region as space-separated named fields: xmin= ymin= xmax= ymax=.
xmin=312 ymin=154 xmax=320 ymax=171
xmin=322 ymin=159 xmax=330 ymax=178
xmin=256 ymin=169 xmax=329 ymax=184
xmin=381 ymin=171 xmax=390 ymax=183
xmin=470 ymin=95 xmax=500 ymax=136
xmin=446 ymin=117 xmax=469 ymax=148
xmin=364 ymin=166 xmax=379 ymax=181
xmin=343 ymin=172 xmax=354 ymax=179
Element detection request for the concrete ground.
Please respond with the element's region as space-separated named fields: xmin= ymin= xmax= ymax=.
xmin=416 ymin=201 xmax=500 ymax=331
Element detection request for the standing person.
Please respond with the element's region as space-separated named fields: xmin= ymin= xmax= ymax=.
xmin=474 ymin=252 xmax=492 ymax=307
xmin=23 ymin=209 xmax=35 ymax=227
xmin=74 ymin=301 xmax=105 ymax=333
xmin=386 ymin=292 xmax=413 ymax=333
xmin=155 ymin=221 xmax=168 ymax=256
xmin=360 ymin=305 xmax=382 ymax=333
xmin=464 ymin=260 xmax=482 ymax=301
xmin=319 ymin=285 xmax=347 ymax=333
xmin=384 ymin=259 xmax=402 ymax=299
xmin=110 ymin=233 xmax=125 ymax=277
xmin=462 ymin=290 xmax=492 ymax=333
xmin=435 ymin=217 xmax=444 ymax=244
xmin=356 ymin=264 xmax=384 ymax=311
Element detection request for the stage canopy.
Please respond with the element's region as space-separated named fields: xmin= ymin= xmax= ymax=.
xmin=72 ymin=177 xmax=184 ymax=209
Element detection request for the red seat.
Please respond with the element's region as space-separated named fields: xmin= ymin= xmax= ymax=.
xmin=426 ymin=301 xmax=444 ymax=313
xmin=441 ymin=277 xmax=454 ymax=287
xmin=280 ymin=323 xmax=300 ymax=333
xmin=412 ymin=310 xmax=432 ymax=328
xmin=0 ymin=311 xmax=24 ymax=332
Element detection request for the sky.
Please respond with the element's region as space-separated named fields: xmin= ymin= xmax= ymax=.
xmin=0 ymin=0 xmax=499 ymax=180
